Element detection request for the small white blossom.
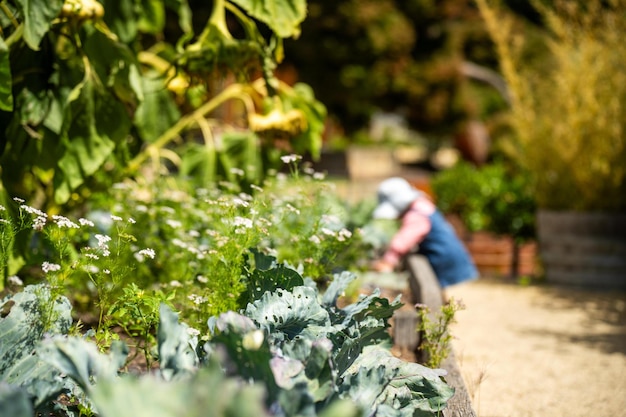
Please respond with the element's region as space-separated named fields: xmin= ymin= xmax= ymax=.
xmin=8 ymin=275 xmax=23 ymax=286
xmin=313 ymin=172 xmax=325 ymax=180
xmin=188 ymin=294 xmax=207 ymax=305
xmin=187 ymin=327 xmax=201 ymax=338
xmin=166 ymin=219 xmax=182 ymax=229
xmin=42 ymin=262 xmax=61 ymax=273
xmin=136 ymin=248 xmax=156 ymax=260
xmin=188 ymin=230 xmax=200 ymax=238
xmin=85 ymin=253 xmax=100 ymax=260
xmin=110 ymin=214 xmax=123 ymax=222
xmin=103 ymin=269 xmax=111 ymax=274
xmin=321 ymin=228 xmax=336 ymax=237
xmin=230 ymin=167 xmax=245 ymax=176
xmin=250 ymin=184 xmax=264 ymax=193
xmin=95 ymin=234 xmax=111 ymax=247
xmin=20 ymin=204 xmax=46 ymax=218
xmin=52 ymin=215 xmax=79 ymax=229
xmin=128 ymin=217 xmax=136 ymax=224
xmin=233 ymin=216 xmax=253 ymax=229
xmin=309 ymin=235 xmax=321 ymax=244
xmin=79 ymin=218 xmax=95 ymax=227
xmin=280 ymin=154 xmax=302 ymax=164
xmin=232 ymin=197 xmax=249 ymax=207
xmin=32 ymin=216 xmax=47 ymax=231
xmin=196 ymin=275 xmax=208 ymax=284
xmin=0 ymin=219 xmax=10 ymax=225
xmin=337 ymin=228 xmax=352 ymax=241
xmin=169 ymin=280 xmax=183 ymax=287
xmin=136 ymin=204 xmax=148 ymax=213
xmin=13 ymin=197 xmax=25 ymax=203
xmin=0 ymin=205 xmax=6 ymax=211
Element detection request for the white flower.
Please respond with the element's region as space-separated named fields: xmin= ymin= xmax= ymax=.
xmin=230 ymin=167 xmax=245 ymax=176
xmin=187 ymin=327 xmax=201 ymax=338
xmin=8 ymin=275 xmax=23 ymax=286
xmin=32 ymin=216 xmax=47 ymax=231
xmin=52 ymin=215 xmax=79 ymax=229
xmin=42 ymin=262 xmax=61 ymax=273
xmin=233 ymin=216 xmax=253 ymax=229
xmin=136 ymin=248 xmax=156 ymax=260
xmin=188 ymin=294 xmax=207 ymax=305
xmin=232 ymin=197 xmax=249 ymax=207
xmin=196 ymin=275 xmax=208 ymax=284
xmin=95 ymin=234 xmax=111 ymax=247
xmin=20 ymin=204 xmax=46 ymax=218
xmin=128 ymin=217 xmax=136 ymax=224
xmin=110 ymin=214 xmax=123 ymax=222
xmin=309 ymin=235 xmax=321 ymax=244
xmin=0 ymin=205 xmax=6 ymax=211
xmin=337 ymin=228 xmax=352 ymax=242
xmin=103 ymin=269 xmax=111 ymax=275
xmin=280 ymin=154 xmax=302 ymax=164
xmin=321 ymin=228 xmax=336 ymax=237
xmin=85 ymin=253 xmax=100 ymax=260
xmin=169 ymin=280 xmax=182 ymax=287
xmin=166 ymin=219 xmax=182 ymax=228
xmin=13 ymin=197 xmax=25 ymax=203
xmin=79 ymin=218 xmax=95 ymax=227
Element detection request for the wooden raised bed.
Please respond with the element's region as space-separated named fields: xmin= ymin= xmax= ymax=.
xmin=392 ymin=255 xmax=477 ymax=417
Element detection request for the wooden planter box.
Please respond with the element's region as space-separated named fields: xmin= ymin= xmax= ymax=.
xmin=537 ymin=211 xmax=626 ymax=289
xmin=391 ymin=255 xmax=477 ymax=417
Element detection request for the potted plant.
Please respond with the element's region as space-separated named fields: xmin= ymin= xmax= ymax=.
xmin=476 ymin=0 xmax=626 ymax=288
xmin=431 ymin=160 xmax=536 ymax=279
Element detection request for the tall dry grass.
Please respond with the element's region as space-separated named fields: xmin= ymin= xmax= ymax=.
xmin=476 ymin=0 xmax=626 ymax=211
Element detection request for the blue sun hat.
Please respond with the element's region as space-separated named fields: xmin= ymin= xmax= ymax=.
xmin=373 ymin=177 xmax=422 ymax=219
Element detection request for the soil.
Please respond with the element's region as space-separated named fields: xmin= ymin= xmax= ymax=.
xmin=445 ymin=277 xmax=626 ymax=417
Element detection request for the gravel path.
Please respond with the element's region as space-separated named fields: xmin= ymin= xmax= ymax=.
xmin=446 ymin=278 xmax=626 ymax=417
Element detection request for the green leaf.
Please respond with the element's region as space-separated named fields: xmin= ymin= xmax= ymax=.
xmin=102 ymin=0 xmax=138 ymax=43
xmin=40 ymin=337 xmax=128 ymax=393
xmin=245 ymin=286 xmax=329 ymax=339
xmin=134 ymin=71 xmax=180 ymax=142
xmin=55 ymin=76 xmax=131 ymax=203
xmin=0 ymin=384 xmax=32 ymax=417
xmin=157 ymin=304 xmax=199 ymax=381
xmin=17 ymin=0 xmax=64 ymax=50
xmin=138 ymin=0 xmax=166 ymax=33
xmin=0 ymin=285 xmax=73 ymax=407
xmin=230 ymin=0 xmax=307 ymax=38
xmin=89 ymin=364 xmax=270 ymax=417
xmin=0 ymin=38 xmax=13 ymax=111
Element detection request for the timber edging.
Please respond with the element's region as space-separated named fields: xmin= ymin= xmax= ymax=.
xmin=403 ymin=255 xmax=477 ymax=417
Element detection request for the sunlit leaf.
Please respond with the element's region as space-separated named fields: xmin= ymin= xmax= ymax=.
xmin=17 ymin=0 xmax=63 ymax=50
xmin=0 ymin=38 xmax=13 ymax=111
xmin=230 ymin=0 xmax=307 ymax=38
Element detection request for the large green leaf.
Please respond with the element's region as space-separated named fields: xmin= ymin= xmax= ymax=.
xmin=230 ymin=0 xmax=307 ymax=38
xmin=0 ymin=38 xmax=13 ymax=111
xmin=157 ymin=304 xmax=199 ymax=381
xmin=0 ymin=285 xmax=73 ymax=407
xmin=245 ymin=286 xmax=329 ymax=339
xmin=17 ymin=0 xmax=64 ymax=50
xmin=134 ymin=71 xmax=180 ymax=142
xmin=55 ymin=76 xmax=131 ymax=203
xmin=89 ymin=364 xmax=270 ymax=417
xmin=0 ymin=384 xmax=32 ymax=417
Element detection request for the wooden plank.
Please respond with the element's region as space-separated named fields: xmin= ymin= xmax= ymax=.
xmin=405 ymin=255 xmax=477 ymax=417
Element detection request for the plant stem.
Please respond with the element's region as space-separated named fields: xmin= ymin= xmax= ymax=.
xmin=125 ymin=83 xmax=249 ymax=174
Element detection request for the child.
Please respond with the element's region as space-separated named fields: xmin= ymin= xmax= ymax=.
xmin=372 ymin=177 xmax=478 ymax=290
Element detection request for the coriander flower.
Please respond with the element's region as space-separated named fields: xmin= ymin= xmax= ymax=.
xmin=280 ymin=154 xmax=302 ymax=164
xmin=13 ymin=197 xmax=25 ymax=203
xmin=79 ymin=218 xmax=95 ymax=227
xmin=33 ymin=216 xmax=47 ymax=231
xmin=95 ymin=234 xmax=111 ymax=247
xmin=309 ymin=235 xmax=321 ymax=244
xmin=230 ymin=167 xmax=245 ymax=176
xmin=0 ymin=205 xmax=6 ymax=211
xmin=52 ymin=215 xmax=79 ymax=229
xmin=136 ymin=248 xmax=156 ymax=260
xmin=110 ymin=214 xmax=123 ymax=222
xmin=42 ymin=262 xmax=61 ymax=274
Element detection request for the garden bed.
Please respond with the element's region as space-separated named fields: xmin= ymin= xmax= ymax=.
xmin=358 ymin=256 xmax=477 ymax=417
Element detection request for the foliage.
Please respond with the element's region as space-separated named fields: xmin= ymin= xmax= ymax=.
xmin=416 ymin=298 xmax=465 ymax=369
xmin=0 ymin=273 xmax=454 ymax=417
xmin=476 ymin=0 xmax=626 ymax=211
xmin=282 ymin=0 xmax=510 ymax=138
xmin=0 ymin=167 xmax=376 ymax=352
xmin=430 ymin=160 xmax=535 ymax=242
xmin=0 ymin=0 xmax=324 ymax=209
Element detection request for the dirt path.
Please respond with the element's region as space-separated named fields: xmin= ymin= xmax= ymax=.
xmin=446 ymin=278 xmax=626 ymax=417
